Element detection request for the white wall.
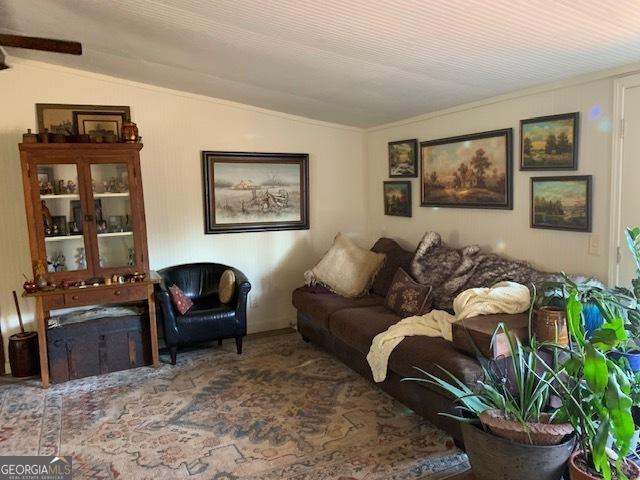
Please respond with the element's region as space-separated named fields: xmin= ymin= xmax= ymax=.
xmin=365 ymin=78 xmax=615 ymax=281
xmin=0 ymin=58 xmax=367 ymax=366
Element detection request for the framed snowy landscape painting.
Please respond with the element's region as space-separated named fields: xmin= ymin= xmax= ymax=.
xmin=202 ymin=151 xmax=309 ymax=234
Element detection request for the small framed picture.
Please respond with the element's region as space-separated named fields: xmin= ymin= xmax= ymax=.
xmin=51 ymin=216 xmax=68 ymax=236
xmin=389 ymin=139 xmax=418 ymax=177
xmin=520 ymin=113 xmax=579 ymax=170
xmin=73 ymin=111 xmax=127 ymax=141
xmin=531 ymin=175 xmax=592 ymax=232
xmin=384 ymin=181 xmax=412 ymax=217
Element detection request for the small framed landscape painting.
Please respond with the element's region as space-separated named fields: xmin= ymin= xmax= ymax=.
xmin=73 ymin=111 xmax=127 ymax=141
xmin=531 ymin=175 xmax=592 ymax=232
xmin=389 ymin=139 xmax=418 ymax=177
xmin=520 ymin=112 xmax=579 ymax=170
xmin=420 ymin=129 xmax=513 ymax=209
xmin=202 ymin=151 xmax=309 ymax=234
xmin=383 ymin=181 xmax=412 ymax=217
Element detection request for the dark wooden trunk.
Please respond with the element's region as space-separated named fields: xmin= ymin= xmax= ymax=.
xmin=47 ymin=314 xmax=151 ymax=383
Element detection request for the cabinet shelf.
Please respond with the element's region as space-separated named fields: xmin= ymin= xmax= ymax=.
xmin=40 ymin=194 xmax=79 ymax=200
xmin=45 ymin=235 xmax=83 ymax=242
xmin=98 ymin=231 xmax=133 ymax=238
xmin=94 ymin=192 xmax=130 ymax=198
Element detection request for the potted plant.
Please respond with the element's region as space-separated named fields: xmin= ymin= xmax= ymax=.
xmin=540 ymin=280 xmax=640 ymax=480
xmin=404 ymin=306 xmax=575 ymax=480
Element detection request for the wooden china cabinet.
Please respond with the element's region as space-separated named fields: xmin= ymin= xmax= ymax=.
xmin=19 ymin=143 xmax=159 ymax=387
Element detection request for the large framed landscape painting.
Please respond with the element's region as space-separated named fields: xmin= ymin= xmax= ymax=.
xmin=389 ymin=139 xmax=418 ymax=177
xmin=420 ymin=129 xmax=513 ymax=209
xmin=383 ymin=181 xmax=412 ymax=217
xmin=520 ymin=112 xmax=579 ymax=170
xmin=531 ymin=175 xmax=592 ymax=232
xmin=202 ymin=151 xmax=309 ymax=234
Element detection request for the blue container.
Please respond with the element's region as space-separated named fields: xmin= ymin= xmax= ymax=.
xmin=610 ymin=350 xmax=640 ymax=372
xmin=583 ymin=303 xmax=604 ymax=338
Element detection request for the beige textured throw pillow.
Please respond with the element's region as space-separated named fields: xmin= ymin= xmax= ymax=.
xmin=304 ymin=234 xmax=385 ymax=298
xmin=219 ymin=269 xmax=236 ymax=304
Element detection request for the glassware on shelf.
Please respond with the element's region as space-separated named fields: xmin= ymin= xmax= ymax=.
xmin=38 ymin=164 xmax=87 ymax=271
xmin=91 ymin=163 xmax=134 ymax=268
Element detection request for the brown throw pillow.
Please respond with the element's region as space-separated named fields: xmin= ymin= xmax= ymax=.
xmin=385 ymin=268 xmax=433 ymax=318
xmin=218 ymin=269 xmax=236 ymax=304
xmin=370 ymin=238 xmax=414 ymax=297
xmin=169 ymin=285 xmax=193 ymax=315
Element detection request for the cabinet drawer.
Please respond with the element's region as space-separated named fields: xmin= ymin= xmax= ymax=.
xmin=64 ymin=287 xmax=131 ymax=306
xmin=42 ymin=295 xmax=65 ymax=310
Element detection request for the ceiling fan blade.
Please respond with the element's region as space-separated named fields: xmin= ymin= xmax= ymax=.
xmin=0 ymin=34 xmax=82 ymax=55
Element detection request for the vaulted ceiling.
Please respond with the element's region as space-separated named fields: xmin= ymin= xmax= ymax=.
xmin=2 ymin=0 xmax=640 ymax=127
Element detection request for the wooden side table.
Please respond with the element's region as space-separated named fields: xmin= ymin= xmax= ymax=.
xmin=24 ymin=279 xmax=159 ymax=388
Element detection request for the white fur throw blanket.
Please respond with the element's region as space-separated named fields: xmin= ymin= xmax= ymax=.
xmin=366 ymin=281 xmax=530 ymax=382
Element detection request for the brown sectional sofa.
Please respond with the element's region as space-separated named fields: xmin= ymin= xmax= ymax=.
xmin=292 ymin=237 xmax=530 ymax=445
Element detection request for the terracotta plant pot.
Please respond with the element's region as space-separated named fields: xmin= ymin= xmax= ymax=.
xmin=461 ymin=422 xmax=575 ymax=480
xmin=479 ymin=409 xmax=574 ymax=446
xmin=568 ymin=450 xmax=640 ymax=480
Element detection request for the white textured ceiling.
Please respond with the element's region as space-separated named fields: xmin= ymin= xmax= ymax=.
xmin=2 ymin=0 xmax=640 ymax=127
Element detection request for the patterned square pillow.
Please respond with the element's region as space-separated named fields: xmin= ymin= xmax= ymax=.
xmin=169 ymin=285 xmax=194 ymax=315
xmin=385 ymin=268 xmax=433 ymax=318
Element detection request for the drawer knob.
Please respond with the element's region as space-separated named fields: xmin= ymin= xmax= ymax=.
xmin=114 ymin=290 xmax=122 ymax=296
xmin=72 ymin=295 xmax=79 ymax=300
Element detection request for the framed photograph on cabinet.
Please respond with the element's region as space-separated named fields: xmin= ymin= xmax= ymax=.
xmin=73 ymin=111 xmax=127 ymax=141
xmin=202 ymin=151 xmax=309 ymax=234
xmin=383 ymin=181 xmax=412 ymax=217
xmin=520 ymin=112 xmax=579 ymax=170
xmin=531 ymin=175 xmax=592 ymax=232
xmin=388 ymin=139 xmax=418 ymax=177
xmin=420 ymin=129 xmax=513 ymax=209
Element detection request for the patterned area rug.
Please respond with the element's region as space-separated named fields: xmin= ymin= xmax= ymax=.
xmin=0 ymin=332 xmax=469 ymax=479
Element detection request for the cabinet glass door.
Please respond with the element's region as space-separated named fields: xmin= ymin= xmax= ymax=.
xmin=37 ymin=163 xmax=89 ymax=273
xmin=89 ymin=163 xmax=135 ymax=269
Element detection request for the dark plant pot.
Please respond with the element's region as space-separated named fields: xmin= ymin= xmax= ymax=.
xmin=610 ymin=350 xmax=640 ymax=372
xmin=633 ymin=406 xmax=640 ymax=427
xmin=568 ymin=450 xmax=640 ymax=480
xmin=461 ymin=422 xmax=575 ymax=480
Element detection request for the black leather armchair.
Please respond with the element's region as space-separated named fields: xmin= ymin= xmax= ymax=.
xmin=156 ymin=262 xmax=251 ymax=364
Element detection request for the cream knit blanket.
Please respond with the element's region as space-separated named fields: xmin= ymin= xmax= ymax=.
xmin=366 ymin=281 xmax=530 ymax=382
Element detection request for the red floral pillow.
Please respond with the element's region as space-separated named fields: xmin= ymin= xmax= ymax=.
xmin=169 ymin=285 xmax=193 ymax=315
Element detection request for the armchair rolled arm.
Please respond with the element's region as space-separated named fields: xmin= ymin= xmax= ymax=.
xmin=156 ymin=285 xmax=180 ymax=346
xmin=230 ymin=267 xmax=251 ymax=335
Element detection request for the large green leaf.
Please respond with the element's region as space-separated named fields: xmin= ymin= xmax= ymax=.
xmin=605 ymin=374 xmax=635 ymax=458
xmin=590 ymin=316 xmax=627 ymax=351
xmin=566 ymin=292 xmax=585 ymax=347
xmin=593 ymin=418 xmax=612 ymax=480
xmin=584 ymin=344 xmax=608 ymax=393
